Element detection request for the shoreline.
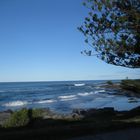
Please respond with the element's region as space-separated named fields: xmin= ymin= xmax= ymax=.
xmin=0 ymin=79 xmax=140 ymax=139
xmin=0 ymin=106 xmax=140 ymax=139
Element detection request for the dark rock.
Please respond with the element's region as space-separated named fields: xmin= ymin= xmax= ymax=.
xmin=0 ymin=111 xmax=12 ymax=126
xmin=120 ymin=80 xmax=140 ymax=93
xmin=84 ymin=107 xmax=115 ymax=118
xmin=128 ymin=106 xmax=140 ymax=116
xmin=72 ymin=113 xmax=82 ymax=120
xmin=72 ymin=109 xmax=87 ymax=116
xmin=72 ymin=107 xmax=116 ymax=118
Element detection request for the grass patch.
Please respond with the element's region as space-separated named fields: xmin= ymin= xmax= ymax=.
xmin=3 ymin=109 xmax=29 ymax=128
xmin=121 ymin=79 xmax=140 ymax=93
xmin=32 ymin=109 xmax=44 ymax=119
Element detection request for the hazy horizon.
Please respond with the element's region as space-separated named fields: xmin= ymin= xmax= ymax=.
xmin=0 ymin=78 xmax=139 ymax=83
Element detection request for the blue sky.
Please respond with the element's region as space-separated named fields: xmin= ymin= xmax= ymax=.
xmin=0 ymin=0 xmax=140 ymax=82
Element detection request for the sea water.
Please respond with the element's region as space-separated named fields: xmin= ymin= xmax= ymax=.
xmin=0 ymin=80 xmax=140 ymax=113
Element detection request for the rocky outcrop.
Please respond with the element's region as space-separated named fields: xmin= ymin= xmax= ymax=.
xmin=72 ymin=107 xmax=116 ymax=118
xmin=0 ymin=110 xmax=12 ymax=126
xmin=1 ymin=106 xmax=140 ymax=128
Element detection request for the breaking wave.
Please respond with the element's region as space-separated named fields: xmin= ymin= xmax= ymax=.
xmin=78 ymin=92 xmax=94 ymax=96
xmin=36 ymin=99 xmax=56 ymax=104
xmin=58 ymin=95 xmax=77 ymax=101
xmin=58 ymin=95 xmax=76 ymax=99
xmin=60 ymin=97 xmax=77 ymax=101
xmin=94 ymin=90 xmax=106 ymax=94
xmin=74 ymin=83 xmax=85 ymax=87
xmin=3 ymin=101 xmax=28 ymax=107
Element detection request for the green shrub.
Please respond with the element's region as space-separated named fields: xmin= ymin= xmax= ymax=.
xmin=3 ymin=108 xmax=29 ymax=128
xmin=121 ymin=79 xmax=140 ymax=93
xmin=32 ymin=109 xmax=44 ymax=118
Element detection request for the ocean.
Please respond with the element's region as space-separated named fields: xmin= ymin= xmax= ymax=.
xmin=0 ymin=80 xmax=140 ymax=113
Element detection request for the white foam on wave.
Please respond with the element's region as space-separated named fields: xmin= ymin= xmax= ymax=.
xmin=37 ymin=99 xmax=56 ymax=104
xmin=78 ymin=92 xmax=93 ymax=96
xmin=58 ymin=95 xmax=77 ymax=101
xmin=3 ymin=101 xmax=28 ymax=107
xmin=58 ymin=95 xmax=76 ymax=99
xmin=74 ymin=83 xmax=85 ymax=87
xmin=94 ymin=90 xmax=106 ymax=94
xmin=60 ymin=97 xmax=77 ymax=101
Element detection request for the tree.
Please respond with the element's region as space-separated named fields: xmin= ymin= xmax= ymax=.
xmin=78 ymin=0 xmax=140 ymax=68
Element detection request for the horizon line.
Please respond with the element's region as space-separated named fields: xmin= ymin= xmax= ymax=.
xmin=0 ymin=78 xmax=137 ymax=83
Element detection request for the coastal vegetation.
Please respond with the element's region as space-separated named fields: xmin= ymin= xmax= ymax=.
xmin=106 ymin=79 xmax=140 ymax=94
xmin=3 ymin=109 xmax=29 ymax=128
xmin=2 ymin=108 xmax=51 ymax=128
xmin=0 ymin=106 xmax=140 ymax=140
xmin=121 ymin=79 xmax=140 ymax=93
